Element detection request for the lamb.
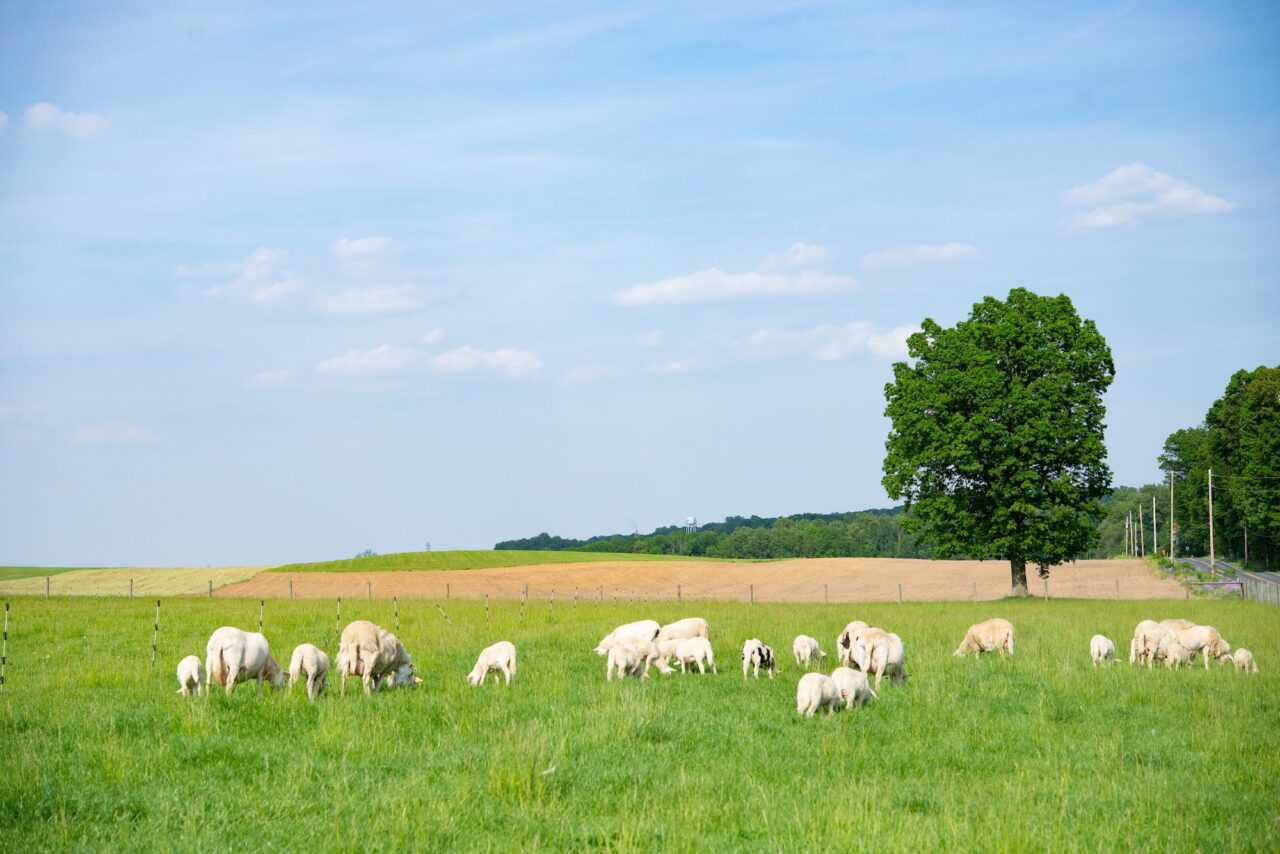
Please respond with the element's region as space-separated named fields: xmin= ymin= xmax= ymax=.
xmin=204 ymin=627 xmax=285 ymax=697
xmin=657 ymin=617 xmax=709 ymax=642
xmin=337 ymin=620 xmax=419 ymax=696
xmin=792 ymin=635 xmax=826 ymax=668
xmin=675 ymin=637 xmax=717 ymax=674
xmin=606 ymin=640 xmax=658 ymax=681
xmin=1164 ymin=640 xmax=1193 ymax=670
xmin=953 ymin=618 xmax=1015 ymax=658
xmin=795 ymin=673 xmax=841 ymax=717
xmin=467 ymin=641 xmax=517 ymax=686
xmin=853 ymin=628 xmax=907 ymax=692
xmin=175 ymin=655 xmax=204 ymax=697
xmin=836 ymin=621 xmax=870 ymax=667
xmin=830 ymin=666 xmax=876 ymax=709
xmin=595 ymin=620 xmax=661 ymax=656
xmin=288 ymin=643 xmax=330 ymax=700
xmin=1231 ymin=648 xmax=1258 ymax=674
xmin=1159 ymin=619 xmax=1232 ymax=669
xmin=742 ymin=638 xmax=778 ymax=679
xmin=1090 ymin=634 xmax=1116 ymax=667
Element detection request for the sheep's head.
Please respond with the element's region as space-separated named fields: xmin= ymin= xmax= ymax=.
xmin=394 ymin=663 xmax=420 ymax=687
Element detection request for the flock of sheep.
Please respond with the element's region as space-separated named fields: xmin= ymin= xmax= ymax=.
xmin=171 ymin=612 xmax=1261 ymax=708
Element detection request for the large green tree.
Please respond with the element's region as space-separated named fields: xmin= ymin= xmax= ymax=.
xmin=882 ymin=288 xmax=1115 ymax=595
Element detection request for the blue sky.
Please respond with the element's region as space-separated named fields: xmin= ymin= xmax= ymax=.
xmin=1 ymin=1 xmax=1277 ymax=566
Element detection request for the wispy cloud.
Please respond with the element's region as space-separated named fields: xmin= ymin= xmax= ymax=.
xmin=24 ymin=101 xmax=109 ymax=138
xmin=72 ymin=423 xmax=157 ymax=446
xmin=1063 ymin=164 xmax=1234 ymax=229
xmin=317 ymin=344 xmax=417 ymax=377
xmin=647 ymin=358 xmax=695 ymax=375
xmin=316 ymin=343 xmax=540 ymax=379
xmin=245 ymin=370 xmax=293 ymax=390
xmin=421 ymin=328 xmax=445 ymax=345
xmin=860 ymin=243 xmax=981 ymax=270
xmin=746 ymin=322 xmax=920 ymax=362
xmin=638 ymin=330 xmax=664 ymax=348
xmin=335 ymin=236 xmax=391 ymax=259
xmin=178 ymin=247 xmax=303 ymax=306
xmin=427 ymin=346 xmax=541 ymax=377
xmin=615 ymin=244 xmax=851 ymax=306
xmin=765 ymin=242 xmax=828 ymax=268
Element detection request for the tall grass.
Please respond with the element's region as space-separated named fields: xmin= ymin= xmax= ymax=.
xmin=270 ymin=549 xmax=727 ymax=573
xmin=0 ymin=596 xmax=1275 ymax=850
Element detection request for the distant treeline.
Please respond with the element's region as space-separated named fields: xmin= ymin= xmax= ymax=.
xmin=495 ymin=509 xmax=935 ymax=559
xmin=496 ymin=494 xmax=1167 ymax=562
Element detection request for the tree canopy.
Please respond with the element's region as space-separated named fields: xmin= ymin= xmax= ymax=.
xmin=882 ymin=288 xmax=1115 ymax=595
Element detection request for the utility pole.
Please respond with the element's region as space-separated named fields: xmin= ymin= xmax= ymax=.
xmin=1208 ymin=468 xmax=1215 ymax=571
xmin=1243 ymin=524 xmax=1249 ymax=567
xmin=1169 ymin=470 xmax=1175 ymax=557
xmin=1138 ymin=504 xmax=1145 ymax=558
xmin=1152 ymin=496 xmax=1158 ymax=557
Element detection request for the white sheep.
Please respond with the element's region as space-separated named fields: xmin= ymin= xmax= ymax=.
xmin=658 ymin=617 xmax=709 ymax=642
xmin=606 ymin=640 xmax=656 ymax=681
xmin=467 ymin=641 xmax=517 ymax=686
xmin=836 ymin=621 xmax=870 ymax=667
xmin=175 ymin=655 xmax=204 ymax=697
xmin=1231 ymin=648 xmax=1258 ymax=674
xmin=830 ymin=666 xmax=876 ymax=709
xmin=853 ymin=628 xmax=907 ymax=692
xmin=205 ymin=627 xmax=285 ymax=697
xmin=675 ymin=637 xmax=717 ymax=674
xmin=953 ymin=618 xmax=1015 ymax=658
xmin=595 ymin=620 xmax=661 ymax=656
xmin=337 ymin=620 xmax=418 ymax=695
xmin=1159 ymin=619 xmax=1232 ymax=669
xmin=792 ymin=635 xmax=826 ymax=668
xmin=741 ymin=638 xmax=777 ymax=679
xmin=1090 ymin=635 xmax=1115 ymax=667
xmin=796 ymin=673 xmax=841 ymax=717
xmin=1164 ymin=640 xmax=1193 ymax=670
xmin=1132 ymin=620 xmax=1175 ymax=668
xmin=288 ymin=643 xmax=330 ymax=700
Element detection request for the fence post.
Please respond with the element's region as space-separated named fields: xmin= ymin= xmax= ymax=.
xmin=1115 ymin=578 xmax=1120 ymax=600
xmin=1043 ymin=579 xmax=1049 ymax=601
xmin=336 ymin=597 xmax=341 ymax=639
xmin=446 ymin=583 xmax=450 ymax=600
xmin=129 ymin=579 xmax=134 ymax=598
xmin=749 ymin=584 xmax=754 ymax=605
xmin=208 ymin=580 xmax=212 ymax=598
xmin=151 ymin=600 xmax=160 ymax=669
xmin=289 ymin=580 xmax=293 ymax=600
xmin=824 ymin=584 xmax=828 ymax=604
xmin=45 ymin=576 xmax=50 ymax=599
xmin=678 ymin=584 xmax=682 ymax=602
xmin=393 ymin=596 xmax=399 ymax=632
xmin=259 ymin=600 xmax=264 ymax=633
xmin=485 ymin=594 xmax=490 ymax=624
xmin=1 ymin=601 xmax=9 ymax=692
xmin=596 ymin=585 xmax=601 ymax=603
xmin=898 ymin=584 xmax=903 ymax=604
xmin=972 ymin=582 xmax=976 ymax=603
xmin=367 ymin=581 xmax=372 ymax=601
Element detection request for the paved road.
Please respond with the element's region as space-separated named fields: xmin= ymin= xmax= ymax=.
xmin=1183 ymin=557 xmax=1280 ymax=585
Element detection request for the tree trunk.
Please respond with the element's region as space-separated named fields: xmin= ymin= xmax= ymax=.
xmin=1010 ymin=557 xmax=1028 ymax=597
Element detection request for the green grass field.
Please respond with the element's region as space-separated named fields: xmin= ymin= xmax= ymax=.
xmin=0 ymin=567 xmax=87 ymax=581
xmin=270 ymin=549 xmax=725 ymax=573
xmin=1 ymin=595 xmax=1276 ymax=850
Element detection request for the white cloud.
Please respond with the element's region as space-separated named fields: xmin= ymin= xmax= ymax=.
xmin=245 ymin=370 xmax=293 ymax=390
xmin=765 ymin=242 xmax=828 ymax=268
xmin=72 ymin=423 xmax=157 ymax=446
xmin=335 ymin=236 xmax=391 ymax=259
xmin=615 ymin=269 xmax=852 ymax=306
xmin=315 ymin=285 xmax=425 ymax=315
xmin=179 ymin=247 xmax=302 ymax=306
xmin=24 ymin=101 xmax=109 ymax=138
xmin=427 ymin=346 xmax=541 ymax=378
xmin=860 ymin=243 xmax=981 ymax=270
xmin=1063 ymin=164 xmax=1234 ymax=229
xmin=421 ymin=328 xmax=445 ymax=345
xmin=647 ymin=358 xmax=694 ymax=375
xmin=638 ymin=330 xmax=664 ymax=348
xmin=747 ymin=322 xmax=919 ymax=362
xmin=317 ymin=344 xmax=417 ymax=376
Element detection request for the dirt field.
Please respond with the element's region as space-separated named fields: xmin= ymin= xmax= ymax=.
xmin=217 ymin=557 xmax=1184 ymax=602
xmin=0 ymin=566 xmax=265 ymax=598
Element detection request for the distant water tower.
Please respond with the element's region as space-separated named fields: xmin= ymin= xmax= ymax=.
xmin=684 ymin=516 xmax=697 ymax=535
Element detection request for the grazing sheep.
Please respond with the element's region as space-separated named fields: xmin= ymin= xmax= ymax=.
xmin=1164 ymin=640 xmax=1193 ymax=670
xmin=467 ymin=641 xmax=517 ymax=686
xmin=288 ymin=643 xmax=330 ymax=700
xmin=793 ymin=635 xmax=827 ymax=668
xmin=606 ymin=641 xmax=657 ymax=681
xmin=1231 ymin=648 xmax=1258 ymax=674
xmin=796 ymin=673 xmax=841 ymax=717
xmin=1159 ymin=620 xmax=1232 ymax=669
xmin=830 ymin=666 xmax=876 ymax=709
xmin=953 ymin=618 xmax=1015 ymax=658
xmin=658 ymin=617 xmax=710 ymax=642
xmin=204 ymin=627 xmax=285 ymax=697
xmin=337 ymin=620 xmax=419 ymax=696
xmin=1131 ymin=620 xmax=1170 ymax=668
xmin=175 ymin=655 xmax=204 ymax=697
xmin=837 ymin=621 xmax=870 ymax=667
xmin=853 ymin=629 xmax=907 ymax=692
xmin=595 ymin=620 xmax=661 ymax=656
xmin=742 ymin=639 xmax=778 ymax=679
xmin=675 ymin=637 xmax=717 ymax=674
xmin=1090 ymin=635 xmax=1116 ymax=667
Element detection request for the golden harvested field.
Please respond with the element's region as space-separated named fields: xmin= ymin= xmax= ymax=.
xmin=218 ymin=557 xmax=1184 ymax=602
xmin=0 ymin=566 xmax=266 ymax=598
